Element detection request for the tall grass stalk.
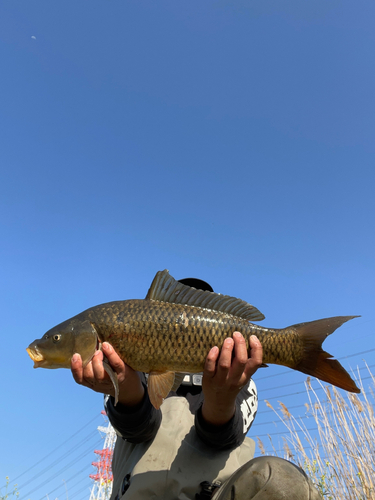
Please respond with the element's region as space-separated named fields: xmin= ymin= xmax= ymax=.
xmin=0 ymin=478 xmax=19 ymax=500
xmin=257 ymin=365 xmax=375 ymax=499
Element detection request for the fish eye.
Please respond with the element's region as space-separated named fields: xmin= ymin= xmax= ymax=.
xmin=53 ymin=334 xmax=61 ymax=343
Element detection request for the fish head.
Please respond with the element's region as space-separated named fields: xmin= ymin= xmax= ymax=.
xmin=27 ymin=318 xmax=98 ymax=369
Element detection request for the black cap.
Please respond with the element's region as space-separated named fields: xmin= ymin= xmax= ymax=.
xmin=178 ymin=278 xmax=214 ymax=293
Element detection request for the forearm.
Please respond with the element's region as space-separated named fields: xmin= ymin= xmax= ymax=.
xmin=201 ymin=396 xmax=236 ymax=427
xmin=195 ymin=401 xmax=245 ymax=450
xmin=105 ymin=384 xmax=162 ymax=443
xmin=196 ymin=380 xmax=259 ymax=450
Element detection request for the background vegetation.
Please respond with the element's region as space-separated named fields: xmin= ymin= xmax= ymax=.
xmin=257 ymin=365 xmax=375 ymax=499
xmin=0 ymin=478 xmax=19 ymax=500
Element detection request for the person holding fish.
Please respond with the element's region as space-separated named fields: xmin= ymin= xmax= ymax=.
xmin=28 ymin=269 xmax=356 ymax=497
xmin=68 ymin=276 xmax=323 ymax=500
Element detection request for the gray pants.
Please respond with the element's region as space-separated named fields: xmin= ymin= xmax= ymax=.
xmin=211 ymin=456 xmax=322 ymax=500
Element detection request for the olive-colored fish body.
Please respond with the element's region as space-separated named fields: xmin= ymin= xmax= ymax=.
xmin=27 ymin=270 xmax=360 ymax=409
xmin=83 ymin=299 xmax=304 ymax=373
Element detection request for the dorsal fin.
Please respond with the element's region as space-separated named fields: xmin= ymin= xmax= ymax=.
xmin=145 ymin=270 xmax=265 ymax=322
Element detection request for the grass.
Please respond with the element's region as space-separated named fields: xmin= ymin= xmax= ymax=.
xmin=257 ymin=365 xmax=375 ymax=499
xmin=0 ymin=478 xmax=19 ymax=500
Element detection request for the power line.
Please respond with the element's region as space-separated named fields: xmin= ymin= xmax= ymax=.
xmin=72 ymin=491 xmax=92 ymax=500
xmin=255 ymin=366 xmax=374 ymax=406
xmin=251 ymin=378 xmax=372 ymax=430
xmin=256 ymin=401 xmax=307 ymax=416
xmin=6 ymin=413 xmax=101 ymax=487
xmin=258 ymin=362 xmax=375 ymax=396
xmin=255 ymin=348 xmax=375 ymax=383
xmin=69 ymin=483 xmax=92 ymax=500
xmin=37 ymin=465 xmax=94 ymax=500
xmin=35 ymin=463 xmax=92 ymax=500
xmin=264 ymin=373 xmax=374 ymax=403
xmin=19 ymin=439 xmax=102 ymax=500
xmin=255 ymin=426 xmax=319 ymax=438
xmin=337 ymin=348 xmax=375 ymax=360
xmin=16 ymin=430 xmax=100 ymax=491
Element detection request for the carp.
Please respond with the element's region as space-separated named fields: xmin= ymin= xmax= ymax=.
xmin=27 ymin=270 xmax=360 ymax=408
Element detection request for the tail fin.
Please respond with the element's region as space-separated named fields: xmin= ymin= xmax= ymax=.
xmin=293 ymin=316 xmax=360 ymax=393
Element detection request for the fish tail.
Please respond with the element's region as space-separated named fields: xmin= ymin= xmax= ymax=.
xmin=293 ymin=316 xmax=360 ymax=393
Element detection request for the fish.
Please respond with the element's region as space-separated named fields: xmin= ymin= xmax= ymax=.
xmin=27 ymin=269 xmax=360 ymax=409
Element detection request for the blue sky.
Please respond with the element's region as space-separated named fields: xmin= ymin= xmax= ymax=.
xmin=1 ymin=1 xmax=374 ymax=499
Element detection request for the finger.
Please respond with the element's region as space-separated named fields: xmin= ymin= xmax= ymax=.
xmin=102 ymin=343 xmax=127 ymax=375
xmin=82 ymin=360 xmax=95 ymax=382
xmin=203 ymin=346 xmax=219 ymax=379
xmin=249 ymin=335 xmax=263 ymax=364
xmin=230 ymin=332 xmax=248 ymax=380
xmin=92 ymin=350 xmax=107 ymax=380
xmin=71 ymin=353 xmax=83 ymax=384
xmin=243 ymin=335 xmax=263 ymax=379
xmin=216 ymin=337 xmax=234 ymax=383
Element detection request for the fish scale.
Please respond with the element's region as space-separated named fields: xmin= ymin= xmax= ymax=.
xmin=85 ymin=300 xmax=313 ymax=373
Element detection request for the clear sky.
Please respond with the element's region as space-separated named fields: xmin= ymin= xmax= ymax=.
xmin=1 ymin=1 xmax=374 ymax=499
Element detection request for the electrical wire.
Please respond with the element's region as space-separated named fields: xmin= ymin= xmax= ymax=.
xmin=6 ymin=412 xmax=101 ymax=487
xmin=37 ymin=465 xmax=95 ymax=500
xmin=16 ymin=430 xmax=100 ymax=491
xmin=255 ymin=347 xmax=375 ymax=383
xmin=260 ymin=374 xmax=374 ymax=409
xmin=68 ymin=483 xmax=92 ymax=500
xmin=19 ymin=439 xmax=103 ymax=500
xmin=259 ymin=361 xmax=375 ymax=394
xmin=255 ymin=425 xmax=322 ymax=438
xmin=256 ymin=363 xmax=375 ymax=407
xmin=34 ymin=463 xmax=92 ymax=500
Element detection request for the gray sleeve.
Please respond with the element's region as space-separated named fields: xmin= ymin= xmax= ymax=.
xmin=194 ymin=379 xmax=258 ymax=450
xmin=105 ymin=382 xmax=162 ymax=444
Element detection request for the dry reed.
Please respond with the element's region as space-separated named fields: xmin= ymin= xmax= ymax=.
xmin=257 ymin=365 xmax=375 ymax=499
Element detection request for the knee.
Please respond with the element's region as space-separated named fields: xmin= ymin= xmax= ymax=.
xmin=213 ymin=456 xmax=322 ymax=500
xmin=245 ymin=456 xmax=322 ymax=499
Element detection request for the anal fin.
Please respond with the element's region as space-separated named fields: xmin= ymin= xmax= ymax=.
xmin=147 ymin=371 xmax=175 ymax=409
xmin=171 ymin=372 xmax=185 ymax=392
xmin=103 ymin=356 xmax=119 ymax=406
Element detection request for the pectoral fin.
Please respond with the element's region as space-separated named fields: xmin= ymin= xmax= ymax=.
xmin=103 ymin=355 xmax=120 ymax=406
xmin=147 ymin=371 xmax=175 ymax=409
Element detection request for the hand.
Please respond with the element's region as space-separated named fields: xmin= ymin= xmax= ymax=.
xmin=71 ymin=342 xmax=145 ymax=407
xmin=201 ymin=333 xmax=263 ymax=426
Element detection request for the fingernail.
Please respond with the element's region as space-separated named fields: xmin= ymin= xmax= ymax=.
xmin=250 ymin=335 xmax=260 ymax=345
xmin=72 ymin=353 xmax=79 ymax=363
xmin=210 ymin=346 xmax=219 ymax=355
xmin=233 ymin=332 xmax=243 ymax=339
xmin=103 ymin=342 xmax=112 ymax=352
xmin=94 ymin=350 xmax=101 ymax=356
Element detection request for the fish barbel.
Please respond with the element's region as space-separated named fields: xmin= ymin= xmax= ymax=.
xmin=27 ymin=270 xmax=360 ymax=408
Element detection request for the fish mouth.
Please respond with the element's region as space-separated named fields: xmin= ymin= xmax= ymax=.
xmin=26 ymin=346 xmax=45 ymax=367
